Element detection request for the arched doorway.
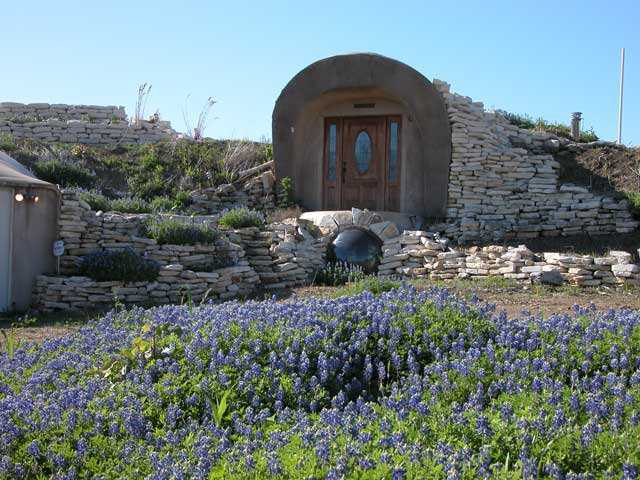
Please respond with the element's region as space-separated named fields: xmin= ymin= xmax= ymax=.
xmin=272 ymin=53 xmax=451 ymax=218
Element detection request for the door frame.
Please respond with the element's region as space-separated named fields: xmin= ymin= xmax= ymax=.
xmin=322 ymin=115 xmax=401 ymax=211
xmin=0 ymin=187 xmax=14 ymax=312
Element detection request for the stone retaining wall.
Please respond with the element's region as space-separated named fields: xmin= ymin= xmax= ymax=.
xmin=37 ymin=191 xmax=325 ymax=311
xmin=189 ymin=170 xmax=276 ymax=215
xmin=229 ymin=224 xmax=326 ymax=290
xmin=379 ymin=230 xmax=640 ymax=287
xmin=432 ymin=80 xmax=638 ymax=241
xmin=0 ymin=102 xmax=175 ymax=145
xmin=59 ymin=191 xmax=233 ymax=274
xmin=34 ymin=263 xmax=259 ymax=312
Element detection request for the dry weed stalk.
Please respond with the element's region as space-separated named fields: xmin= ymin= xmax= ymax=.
xmin=221 ymin=140 xmax=261 ymax=181
xmin=183 ymin=96 xmax=217 ymax=141
xmin=133 ymin=83 xmax=152 ymax=126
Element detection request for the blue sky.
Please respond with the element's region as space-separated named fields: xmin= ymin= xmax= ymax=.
xmin=2 ymin=1 xmax=639 ymax=144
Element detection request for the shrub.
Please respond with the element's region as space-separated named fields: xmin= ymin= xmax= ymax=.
xmin=110 ymin=197 xmax=151 ymax=214
xmin=499 ymin=111 xmax=536 ymax=130
xmin=149 ymin=192 xmax=191 ymax=213
xmin=218 ymin=207 xmax=264 ymax=229
xmin=0 ymin=133 xmax=16 ymax=152
xmin=313 ymin=261 xmax=365 ymax=286
xmin=625 ymin=192 xmax=640 ymax=218
xmin=78 ymin=190 xmax=111 ymax=212
xmin=32 ymin=159 xmax=95 ymax=188
xmin=142 ymin=218 xmax=218 ymax=245
xmin=333 ymin=275 xmax=400 ymax=296
xmin=500 ymin=111 xmax=600 ymax=143
xmin=277 ymin=176 xmax=295 ymax=208
xmin=580 ymin=126 xmax=599 ymax=143
xmin=70 ymin=144 xmax=92 ymax=159
xmin=78 ymin=247 xmax=159 ymax=282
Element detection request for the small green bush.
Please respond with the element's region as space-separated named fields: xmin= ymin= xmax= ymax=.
xmin=110 ymin=197 xmax=151 ymax=214
xmin=278 ymin=176 xmax=295 ymax=208
xmin=32 ymin=159 xmax=95 ymax=188
xmin=0 ymin=133 xmax=16 ymax=152
xmin=500 ymin=111 xmax=600 ymax=143
xmin=313 ymin=262 xmax=365 ymax=287
xmin=142 ymin=218 xmax=218 ymax=245
xmin=499 ymin=111 xmax=536 ymax=130
xmin=149 ymin=192 xmax=191 ymax=213
xmin=218 ymin=207 xmax=264 ymax=229
xmin=79 ymin=247 xmax=159 ymax=282
xmin=625 ymin=192 xmax=640 ymax=219
xmin=78 ymin=191 xmax=111 ymax=212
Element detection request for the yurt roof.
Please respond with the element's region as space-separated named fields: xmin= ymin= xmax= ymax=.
xmin=0 ymin=151 xmax=58 ymax=191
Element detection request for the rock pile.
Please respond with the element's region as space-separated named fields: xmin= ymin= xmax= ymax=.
xmin=378 ymin=230 xmax=640 ymax=287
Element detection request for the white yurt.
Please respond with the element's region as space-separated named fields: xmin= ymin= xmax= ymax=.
xmin=0 ymin=151 xmax=60 ymax=311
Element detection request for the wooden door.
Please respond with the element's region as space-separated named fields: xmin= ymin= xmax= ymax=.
xmin=323 ymin=115 xmax=401 ymax=211
xmin=341 ymin=116 xmax=386 ymax=211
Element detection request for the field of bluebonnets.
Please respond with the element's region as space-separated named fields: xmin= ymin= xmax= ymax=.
xmin=2 ymin=284 xmax=640 ymax=479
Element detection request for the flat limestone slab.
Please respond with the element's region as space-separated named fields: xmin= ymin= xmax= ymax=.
xmin=300 ymin=210 xmax=420 ymax=234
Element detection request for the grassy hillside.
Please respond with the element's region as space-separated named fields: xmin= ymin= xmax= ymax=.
xmin=0 ymin=133 xmax=271 ymax=212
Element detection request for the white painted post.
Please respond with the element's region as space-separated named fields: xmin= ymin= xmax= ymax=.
xmin=617 ymin=47 xmax=625 ymax=144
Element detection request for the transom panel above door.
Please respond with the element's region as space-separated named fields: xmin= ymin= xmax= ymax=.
xmin=323 ymin=115 xmax=401 ymax=211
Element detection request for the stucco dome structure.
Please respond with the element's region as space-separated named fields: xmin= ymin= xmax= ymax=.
xmin=0 ymin=152 xmax=60 ymax=311
xmin=272 ymin=53 xmax=452 ymax=219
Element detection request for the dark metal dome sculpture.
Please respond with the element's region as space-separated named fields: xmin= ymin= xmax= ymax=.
xmin=327 ymin=227 xmax=383 ymax=274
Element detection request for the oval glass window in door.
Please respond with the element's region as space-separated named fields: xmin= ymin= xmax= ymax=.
xmin=354 ymin=131 xmax=372 ymax=174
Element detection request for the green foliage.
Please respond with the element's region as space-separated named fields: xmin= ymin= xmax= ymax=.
xmin=264 ymin=143 xmax=273 ymax=161
xmin=70 ymin=144 xmax=92 ymax=159
xmin=500 ymin=111 xmax=536 ymax=130
xmin=142 ymin=218 xmax=218 ymax=245
xmin=78 ymin=190 xmax=111 ymax=212
xmin=278 ymin=176 xmax=295 ymax=208
xmin=218 ymin=207 xmax=264 ymax=229
xmin=0 ymin=133 xmax=16 ymax=152
xmin=78 ymin=247 xmax=160 ymax=282
xmin=500 ymin=111 xmax=599 ymax=143
xmin=0 ymin=329 xmax=18 ymax=360
xmin=625 ymin=191 xmax=640 ymax=219
xmin=332 ymin=276 xmax=400 ymax=297
xmin=313 ymin=261 xmax=365 ymax=287
xmin=110 ymin=197 xmax=151 ymax=214
xmin=32 ymin=159 xmax=95 ymax=188
xmin=149 ymin=191 xmax=191 ymax=213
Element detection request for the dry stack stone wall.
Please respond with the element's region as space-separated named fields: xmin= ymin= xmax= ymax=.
xmin=432 ymin=80 xmax=638 ymax=242
xmin=58 ymin=191 xmax=231 ymax=275
xmin=229 ymin=224 xmax=326 ymax=290
xmin=0 ymin=102 xmax=175 ymax=145
xmin=33 ymin=263 xmax=260 ymax=312
xmin=379 ymin=230 xmax=640 ymax=287
xmin=189 ymin=171 xmax=276 ymax=215
xmin=35 ymin=191 xmax=324 ymax=311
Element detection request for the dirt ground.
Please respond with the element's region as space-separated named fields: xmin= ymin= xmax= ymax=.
xmin=3 ymin=279 xmax=640 ymax=349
